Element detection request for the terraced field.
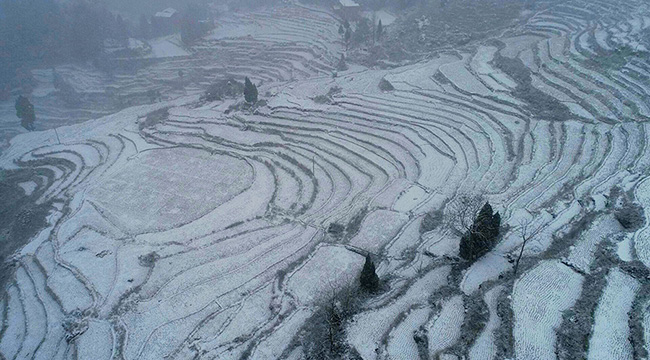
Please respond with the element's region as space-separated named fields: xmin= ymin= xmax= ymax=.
xmin=1 ymin=0 xmax=650 ymax=359
xmin=0 ymin=3 xmax=340 ymax=152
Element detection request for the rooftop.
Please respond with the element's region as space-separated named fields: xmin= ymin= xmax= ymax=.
xmin=155 ymin=8 xmax=178 ymax=18
xmin=339 ymin=0 xmax=360 ymax=8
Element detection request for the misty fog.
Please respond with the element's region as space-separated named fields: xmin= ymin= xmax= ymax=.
xmin=1 ymin=0 xmax=649 ymax=359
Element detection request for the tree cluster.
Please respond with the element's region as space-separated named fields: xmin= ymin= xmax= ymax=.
xmin=180 ymin=4 xmax=214 ymax=44
xmin=458 ymin=202 xmax=501 ymax=262
xmin=339 ymin=21 xmax=352 ymax=50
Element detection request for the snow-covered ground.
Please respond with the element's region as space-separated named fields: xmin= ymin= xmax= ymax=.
xmin=147 ymin=35 xmax=190 ymax=58
xmin=2 ymin=0 xmax=650 ymax=359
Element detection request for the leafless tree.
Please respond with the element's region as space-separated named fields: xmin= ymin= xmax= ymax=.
xmin=302 ymin=276 xmax=359 ymax=359
xmin=444 ymin=194 xmax=485 ymax=236
xmin=513 ymin=218 xmax=543 ymax=275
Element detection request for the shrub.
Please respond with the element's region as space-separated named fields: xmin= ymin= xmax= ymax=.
xmin=313 ymin=86 xmax=342 ymax=104
xmin=378 ymin=78 xmax=395 ymax=91
xmin=615 ymin=202 xmax=645 ymax=230
xmin=609 ymin=186 xmax=646 ymax=231
xmin=327 ymin=222 xmax=345 ymax=238
xmin=313 ymin=95 xmax=332 ymax=104
xmin=345 ymin=207 xmax=367 ymax=237
xmin=201 ymin=77 xmax=244 ymax=102
xmin=420 ymin=210 xmax=443 ymax=234
xmin=139 ymin=108 xmax=168 ymax=130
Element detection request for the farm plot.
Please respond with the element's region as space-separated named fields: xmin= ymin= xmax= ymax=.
xmin=347 ymin=266 xmax=450 ymax=360
xmin=635 ymin=176 xmax=650 ymax=268
xmin=512 ymin=260 xmax=584 ymax=360
xmin=349 ymin=210 xmax=410 ymax=254
xmin=469 ymin=286 xmax=504 ymax=360
xmin=385 ymin=306 xmax=431 ymax=360
xmin=286 ymin=245 xmax=364 ymax=305
xmin=588 ymin=268 xmax=641 ymax=360
xmin=425 ymin=295 xmax=464 ymax=357
xmin=439 ymin=60 xmax=492 ymax=96
xmin=564 ymin=215 xmax=621 ymax=273
xmin=88 ymin=148 xmax=253 ymax=234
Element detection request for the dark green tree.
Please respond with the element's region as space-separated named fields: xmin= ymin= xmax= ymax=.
xmin=336 ymin=54 xmax=348 ymax=71
xmin=459 ymin=202 xmax=501 ymax=262
xmin=344 ymin=28 xmax=352 ymax=50
xmin=359 ymin=255 xmax=379 ymax=292
xmin=327 ymin=222 xmax=345 ymax=238
xmin=244 ymin=77 xmax=258 ymax=104
xmin=181 ymin=4 xmax=210 ymax=44
xmin=15 ymin=96 xmax=35 ymax=131
xmin=376 ymin=19 xmax=383 ymax=41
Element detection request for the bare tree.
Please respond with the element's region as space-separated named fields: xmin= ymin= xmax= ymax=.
xmin=322 ymin=286 xmax=342 ymax=354
xmin=513 ymin=218 xmax=543 ymax=275
xmin=302 ymin=276 xmax=359 ymax=359
xmin=444 ymin=194 xmax=485 ymax=236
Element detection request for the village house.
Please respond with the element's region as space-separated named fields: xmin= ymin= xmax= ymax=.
xmin=152 ymin=8 xmax=180 ymax=36
xmin=334 ymin=0 xmax=361 ymax=20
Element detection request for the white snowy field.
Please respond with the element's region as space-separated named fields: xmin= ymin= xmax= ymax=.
xmin=2 ymin=0 xmax=650 ymax=359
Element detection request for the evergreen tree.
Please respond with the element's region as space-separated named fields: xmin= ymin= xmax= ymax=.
xmin=244 ymin=77 xmax=258 ymax=104
xmin=15 ymin=96 xmax=35 ymax=131
xmin=459 ymin=202 xmax=501 ymax=262
xmin=344 ymin=28 xmax=352 ymax=49
xmin=376 ymin=19 xmax=383 ymax=40
xmin=491 ymin=212 xmax=501 ymax=239
xmin=359 ymin=255 xmax=379 ymax=292
xmin=336 ymin=54 xmax=348 ymax=71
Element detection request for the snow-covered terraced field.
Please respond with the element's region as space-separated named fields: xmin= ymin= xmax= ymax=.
xmin=513 ymin=260 xmax=583 ymax=359
xmin=0 ymin=2 xmax=342 ymax=154
xmin=2 ymin=0 xmax=650 ymax=359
